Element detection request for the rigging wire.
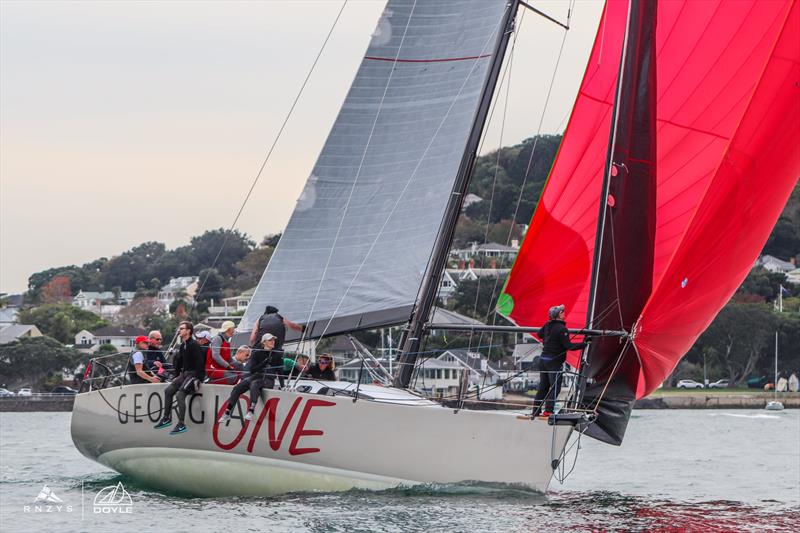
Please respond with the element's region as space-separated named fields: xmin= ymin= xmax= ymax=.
xmin=163 ymin=0 xmax=349 ymax=352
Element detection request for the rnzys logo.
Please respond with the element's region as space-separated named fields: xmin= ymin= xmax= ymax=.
xmin=24 ymin=484 xmax=73 ymax=513
xmin=93 ymin=482 xmax=133 ymax=514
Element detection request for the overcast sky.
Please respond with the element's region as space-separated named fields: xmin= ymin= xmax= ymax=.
xmin=0 ymin=0 xmax=603 ymax=294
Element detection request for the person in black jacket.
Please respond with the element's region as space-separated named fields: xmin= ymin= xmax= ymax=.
xmin=308 ymin=353 xmax=336 ymax=381
xmin=248 ymin=305 xmax=304 ymax=351
xmin=219 ymin=333 xmax=284 ymax=423
xmin=154 ymin=321 xmax=206 ymax=435
xmin=533 ymin=305 xmax=587 ymax=417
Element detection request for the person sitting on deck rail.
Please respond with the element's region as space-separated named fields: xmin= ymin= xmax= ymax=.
xmin=128 ymin=336 xmax=160 ymax=384
xmin=144 ymin=330 xmax=169 ymax=380
xmin=308 ymin=353 xmax=336 ymax=381
xmin=154 ymin=321 xmax=206 ymax=435
xmin=249 ymin=305 xmax=304 ymax=351
xmin=283 ymin=354 xmax=310 ymax=380
xmin=228 ymin=346 xmax=252 ymax=384
xmin=219 ymin=333 xmax=284 ymax=423
xmin=532 ymin=305 xmax=587 ymax=418
xmin=205 ymin=321 xmax=238 ymax=384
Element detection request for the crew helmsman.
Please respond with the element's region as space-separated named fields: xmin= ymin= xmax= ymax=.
xmin=533 ymin=305 xmax=587 ymax=417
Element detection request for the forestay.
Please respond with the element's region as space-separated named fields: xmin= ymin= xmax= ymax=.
xmin=242 ymin=0 xmax=510 ymax=338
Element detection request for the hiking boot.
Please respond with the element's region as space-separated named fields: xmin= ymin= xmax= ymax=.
xmin=154 ymin=417 xmax=172 ymax=429
xmin=170 ymin=423 xmax=187 ymax=435
xmin=219 ymin=412 xmax=231 ymax=423
xmin=244 ymin=410 xmax=254 ymax=421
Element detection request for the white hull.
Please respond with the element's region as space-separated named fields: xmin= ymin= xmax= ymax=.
xmin=71 ymin=383 xmax=572 ymax=496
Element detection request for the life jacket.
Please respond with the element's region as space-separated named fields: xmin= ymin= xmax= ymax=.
xmin=205 ymin=333 xmax=232 ymax=381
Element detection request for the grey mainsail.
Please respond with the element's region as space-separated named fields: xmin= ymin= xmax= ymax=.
xmin=242 ymin=0 xmax=510 ymax=338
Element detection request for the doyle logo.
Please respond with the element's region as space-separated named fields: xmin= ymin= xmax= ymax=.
xmin=24 ymin=484 xmax=73 ymax=513
xmin=93 ymin=482 xmax=133 ymax=514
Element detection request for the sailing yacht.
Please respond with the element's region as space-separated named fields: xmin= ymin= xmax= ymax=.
xmin=72 ymin=0 xmax=800 ymax=496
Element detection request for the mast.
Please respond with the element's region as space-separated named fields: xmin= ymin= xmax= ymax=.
xmin=393 ymin=0 xmax=520 ymax=388
xmin=584 ymin=1 xmax=633 ymax=337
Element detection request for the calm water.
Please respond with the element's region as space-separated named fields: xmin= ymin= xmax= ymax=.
xmin=0 ymin=410 xmax=798 ymax=532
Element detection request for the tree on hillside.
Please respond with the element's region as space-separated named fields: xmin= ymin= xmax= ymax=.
xmin=0 ymin=336 xmax=86 ymax=390
xmin=696 ymin=302 xmax=778 ymax=386
xmin=449 ymin=275 xmax=508 ymax=321
xmin=195 ymin=268 xmax=224 ymax=303
xmin=737 ymin=267 xmax=798 ymax=301
xmin=233 ymin=246 xmax=274 ymax=291
xmin=113 ymin=297 xmax=163 ymax=327
xmin=175 ymin=229 xmax=255 ymax=279
xmin=103 ymin=241 xmax=168 ymax=290
xmin=41 ymin=275 xmax=73 ymax=304
xmin=17 ymin=304 xmax=107 ymax=344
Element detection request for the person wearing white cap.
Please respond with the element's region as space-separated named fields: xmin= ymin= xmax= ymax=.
xmin=205 ymin=321 xmax=238 ymax=384
xmin=219 ymin=332 xmax=284 ymax=422
xmin=532 ymin=305 xmax=588 ymax=417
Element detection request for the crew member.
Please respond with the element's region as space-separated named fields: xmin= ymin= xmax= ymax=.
xmin=533 ymin=305 xmax=587 ymax=417
xmin=248 ymin=305 xmax=303 ymax=350
xmin=128 ymin=336 xmax=160 ymax=384
xmin=205 ymin=321 xmax=237 ymax=384
xmin=219 ymin=333 xmax=283 ymax=423
xmin=308 ymin=354 xmax=336 ymax=381
xmin=145 ymin=330 xmax=169 ymax=380
xmin=283 ymin=354 xmax=310 ymax=379
xmin=154 ymin=321 xmax=206 ymax=435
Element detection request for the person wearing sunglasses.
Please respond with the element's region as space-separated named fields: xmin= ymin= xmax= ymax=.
xmin=154 ymin=321 xmax=206 ymax=435
xmin=308 ymin=354 xmax=336 ymax=381
xmin=144 ymin=330 xmax=170 ymax=380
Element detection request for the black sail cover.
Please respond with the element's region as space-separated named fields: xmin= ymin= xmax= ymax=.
xmin=580 ymin=0 xmax=658 ymax=446
xmin=242 ymin=0 xmax=510 ymax=339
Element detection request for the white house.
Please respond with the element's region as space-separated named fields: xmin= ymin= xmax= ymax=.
xmin=72 ymin=290 xmax=136 ymax=310
xmin=73 ymin=325 xmax=147 ymax=354
xmin=437 ymin=268 xmax=510 ymax=303
xmin=158 ymin=276 xmax=199 ymax=306
xmin=786 ymin=268 xmax=800 ymax=285
xmin=218 ymin=287 xmax=256 ymax=313
xmin=0 ymin=307 xmax=18 ymax=327
xmin=758 ymin=255 xmax=796 ymax=274
xmin=451 ymin=242 xmax=519 ymax=261
xmin=437 ymin=271 xmax=460 ymax=303
xmin=0 ymin=324 xmax=42 ymax=344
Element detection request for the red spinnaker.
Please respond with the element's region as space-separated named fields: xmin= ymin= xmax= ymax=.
xmin=499 ymin=0 xmax=799 ymax=397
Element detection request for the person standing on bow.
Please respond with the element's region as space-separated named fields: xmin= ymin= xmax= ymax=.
xmin=248 ymin=305 xmax=304 ymax=351
xmin=154 ymin=321 xmax=206 ymax=435
xmin=205 ymin=321 xmax=238 ymax=384
xmin=533 ymin=305 xmax=587 ymax=417
xmin=219 ymin=333 xmax=284 ymax=423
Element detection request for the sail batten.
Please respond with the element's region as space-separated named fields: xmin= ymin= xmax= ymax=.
xmin=243 ymin=0 xmax=511 ymax=338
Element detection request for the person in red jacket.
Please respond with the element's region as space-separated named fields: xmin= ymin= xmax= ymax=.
xmin=205 ymin=321 xmax=237 ymax=384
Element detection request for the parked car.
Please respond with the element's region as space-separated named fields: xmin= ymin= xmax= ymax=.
xmin=0 ymin=388 xmax=15 ymax=397
xmin=708 ymin=379 xmax=729 ymax=389
xmin=747 ymin=376 xmax=768 ymax=389
xmin=51 ymin=386 xmax=77 ymax=395
xmin=677 ymin=379 xmax=704 ymax=389
xmin=16 ymin=388 xmax=32 ymax=396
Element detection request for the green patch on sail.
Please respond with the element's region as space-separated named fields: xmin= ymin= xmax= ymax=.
xmin=496 ymin=293 xmax=514 ymax=316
